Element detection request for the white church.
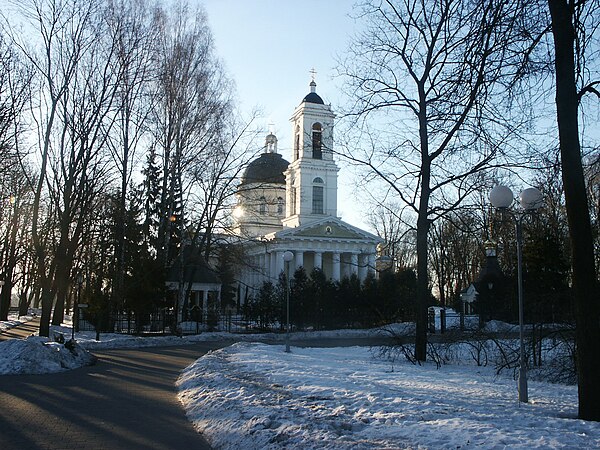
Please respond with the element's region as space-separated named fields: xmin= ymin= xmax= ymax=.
xmin=232 ymin=80 xmax=383 ymax=295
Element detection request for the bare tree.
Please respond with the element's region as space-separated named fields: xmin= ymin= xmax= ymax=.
xmin=429 ymin=211 xmax=487 ymax=307
xmin=7 ymin=0 xmax=120 ymax=335
xmin=338 ymin=0 xmax=533 ymax=360
xmin=148 ymin=3 xmax=233 ymax=266
xmin=367 ymin=203 xmax=416 ymax=270
xmin=0 ymin=30 xmax=33 ymax=320
xmin=104 ymin=0 xmax=158 ymax=314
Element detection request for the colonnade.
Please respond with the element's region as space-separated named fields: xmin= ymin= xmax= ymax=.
xmin=244 ymin=249 xmax=377 ymax=289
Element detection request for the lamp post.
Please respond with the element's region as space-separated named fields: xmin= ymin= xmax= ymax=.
xmin=490 ymin=185 xmax=543 ymax=403
xmin=283 ymin=251 xmax=294 ymax=353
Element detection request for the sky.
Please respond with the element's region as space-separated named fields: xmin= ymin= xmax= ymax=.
xmin=200 ymin=1 xmax=370 ymax=229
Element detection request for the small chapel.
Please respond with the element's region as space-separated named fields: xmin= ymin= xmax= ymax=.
xmin=232 ymin=80 xmax=383 ymax=295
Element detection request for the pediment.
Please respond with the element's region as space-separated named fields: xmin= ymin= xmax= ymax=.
xmin=274 ymin=218 xmax=383 ymax=242
xmin=295 ymin=222 xmax=362 ymax=239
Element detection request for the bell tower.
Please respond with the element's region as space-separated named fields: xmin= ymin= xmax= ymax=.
xmin=283 ymin=79 xmax=339 ymax=228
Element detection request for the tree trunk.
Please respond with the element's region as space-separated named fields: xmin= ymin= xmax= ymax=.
xmin=415 ymin=97 xmax=431 ymax=362
xmin=548 ymin=0 xmax=600 ymax=422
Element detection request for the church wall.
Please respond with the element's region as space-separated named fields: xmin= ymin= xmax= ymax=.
xmin=235 ymin=182 xmax=286 ymax=237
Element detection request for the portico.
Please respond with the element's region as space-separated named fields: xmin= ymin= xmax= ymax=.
xmin=241 ymin=217 xmax=382 ymax=289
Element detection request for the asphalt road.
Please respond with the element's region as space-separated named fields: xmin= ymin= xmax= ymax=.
xmin=0 ymin=341 xmax=233 ymax=450
xmin=0 ymin=318 xmax=404 ymax=450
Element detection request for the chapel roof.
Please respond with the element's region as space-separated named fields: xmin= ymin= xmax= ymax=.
xmin=166 ymin=251 xmax=220 ymax=285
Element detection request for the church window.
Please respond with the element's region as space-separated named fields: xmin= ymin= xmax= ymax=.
xmin=294 ymin=126 xmax=300 ymax=160
xmin=312 ymin=178 xmax=324 ymax=214
xmin=277 ymin=197 xmax=284 ymax=214
xmin=259 ymin=196 xmax=266 ymax=215
xmin=291 ymin=187 xmax=297 ymax=215
xmin=312 ymin=123 xmax=322 ymax=159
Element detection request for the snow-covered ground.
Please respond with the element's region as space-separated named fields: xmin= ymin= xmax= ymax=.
xmin=2 ymin=314 xmax=598 ymax=449
xmin=177 ymin=342 xmax=599 ymax=450
xmin=0 ymin=313 xmax=36 ymax=332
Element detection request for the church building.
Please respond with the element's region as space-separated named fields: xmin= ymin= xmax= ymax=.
xmin=233 ymin=80 xmax=383 ymax=294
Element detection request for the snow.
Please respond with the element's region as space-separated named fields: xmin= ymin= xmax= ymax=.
xmin=0 ymin=336 xmax=96 ymax=375
xmin=0 ymin=313 xmax=401 ymax=374
xmin=2 ymin=314 xmax=599 ymax=449
xmin=0 ymin=313 xmax=36 ymax=332
xmin=177 ymin=343 xmax=599 ymax=450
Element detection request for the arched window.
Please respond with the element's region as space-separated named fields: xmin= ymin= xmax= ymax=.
xmin=312 ymin=177 xmax=324 ymax=214
xmin=312 ymin=123 xmax=322 ymax=159
xmin=277 ymin=197 xmax=284 ymax=214
xmin=294 ymin=126 xmax=300 ymax=160
xmin=291 ymin=187 xmax=297 ymax=215
xmin=259 ymin=196 xmax=266 ymax=215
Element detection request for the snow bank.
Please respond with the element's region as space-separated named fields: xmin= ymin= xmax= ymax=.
xmin=0 ymin=336 xmax=96 ymax=375
xmin=177 ymin=342 xmax=599 ymax=450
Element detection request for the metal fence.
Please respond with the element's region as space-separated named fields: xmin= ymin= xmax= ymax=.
xmin=77 ymin=307 xmax=482 ymax=336
xmin=428 ymin=308 xmax=481 ymax=333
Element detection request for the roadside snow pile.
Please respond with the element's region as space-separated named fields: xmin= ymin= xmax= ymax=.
xmin=177 ymin=342 xmax=599 ymax=450
xmin=0 ymin=314 xmax=36 ymax=332
xmin=55 ymin=323 xmax=405 ymax=350
xmin=0 ymin=336 xmax=96 ymax=375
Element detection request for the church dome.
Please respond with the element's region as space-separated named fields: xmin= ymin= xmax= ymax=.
xmin=303 ymin=80 xmax=324 ymax=104
xmin=240 ymin=152 xmax=289 ymax=186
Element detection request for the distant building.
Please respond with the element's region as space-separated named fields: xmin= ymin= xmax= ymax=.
xmin=233 ymin=80 xmax=383 ymax=296
xmin=167 ymin=81 xmax=385 ymax=325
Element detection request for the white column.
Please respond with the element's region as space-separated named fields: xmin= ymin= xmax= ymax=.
xmin=332 ymin=252 xmax=341 ymax=281
xmin=368 ymin=253 xmax=376 ymax=276
xmin=358 ymin=254 xmax=368 ymax=281
xmin=265 ymin=253 xmax=270 ymax=279
xmin=350 ymin=253 xmax=359 ymax=276
xmin=314 ymin=251 xmax=323 ymax=269
xmin=275 ymin=251 xmax=284 ymax=279
xmin=257 ymin=254 xmax=264 ymax=284
xmin=269 ymin=252 xmax=277 ymax=279
xmin=295 ymin=251 xmax=304 ymax=269
xmin=250 ymin=256 xmax=257 ymax=288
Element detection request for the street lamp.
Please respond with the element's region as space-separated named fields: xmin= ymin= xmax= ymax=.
xmin=490 ymin=185 xmax=543 ymax=403
xmin=283 ymin=250 xmax=294 ymax=353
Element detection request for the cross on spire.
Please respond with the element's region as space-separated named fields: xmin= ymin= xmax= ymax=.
xmin=309 ymin=67 xmax=317 ymax=82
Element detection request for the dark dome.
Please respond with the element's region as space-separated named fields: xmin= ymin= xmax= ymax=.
xmin=303 ymin=92 xmax=324 ymax=104
xmin=240 ymin=152 xmax=289 ymax=186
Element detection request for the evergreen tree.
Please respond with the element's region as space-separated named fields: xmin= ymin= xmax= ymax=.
xmin=140 ymin=145 xmax=162 ymax=249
